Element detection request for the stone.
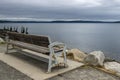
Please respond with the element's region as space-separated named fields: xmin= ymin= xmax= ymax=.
xmin=0 ymin=38 xmax=5 ymax=44
xmin=104 ymin=62 xmax=120 ymax=75
xmin=67 ymin=49 xmax=87 ymax=62
xmin=84 ymin=51 xmax=105 ymax=66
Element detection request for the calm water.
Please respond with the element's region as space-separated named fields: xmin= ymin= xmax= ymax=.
xmin=0 ymin=23 xmax=120 ymax=61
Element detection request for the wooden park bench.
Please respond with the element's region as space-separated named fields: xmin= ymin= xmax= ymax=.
xmin=5 ymin=32 xmax=67 ymax=73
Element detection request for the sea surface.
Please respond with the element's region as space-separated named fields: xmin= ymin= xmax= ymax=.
xmin=0 ymin=23 xmax=120 ymax=61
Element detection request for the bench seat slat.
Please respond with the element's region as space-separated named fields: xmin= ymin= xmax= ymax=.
xmin=18 ymin=49 xmax=55 ymax=63
xmin=8 ymin=40 xmax=50 ymax=54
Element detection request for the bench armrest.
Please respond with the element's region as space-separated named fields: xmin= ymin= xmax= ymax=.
xmin=48 ymin=42 xmax=67 ymax=72
xmin=49 ymin=41 xmax=66 ymax=55
xmin=49 ymin=41 xmax=65 ymax=47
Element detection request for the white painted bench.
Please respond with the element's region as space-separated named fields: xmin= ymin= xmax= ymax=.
xmin=5 ymin=32 xmax=67 ymax=73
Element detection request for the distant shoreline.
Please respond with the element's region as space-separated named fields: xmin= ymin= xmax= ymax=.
xmin=0 ymin=20 xmax=120 ymax=23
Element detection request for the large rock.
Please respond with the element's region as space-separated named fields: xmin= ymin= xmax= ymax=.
xmin=104 ymin=62 xmax=120 ymax=75
xmin=0 ymin=37 xmax=5 ymax=44
xmin=67 ymin=49 xmax=87 ymax=62
xmin=84 ymin=51 xmax=105 ymax=66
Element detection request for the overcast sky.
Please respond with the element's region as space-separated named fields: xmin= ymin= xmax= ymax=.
xmin=0 ymin=0 xmax=120 ymax=21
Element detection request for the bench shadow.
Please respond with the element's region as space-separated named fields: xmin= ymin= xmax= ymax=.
xmin=7 ymin=52 xmax=67 ymax=73
xmin=7 ymin=52 xmax=48 ymax=72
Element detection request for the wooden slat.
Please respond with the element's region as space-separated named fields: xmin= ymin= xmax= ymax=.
xmin=17 ymin=49 xmax=54 ymax=63
xmin=7 ymin=32 xmax=50 ymax=47
xmin=8 ymin=40 xmax=50 ymax=54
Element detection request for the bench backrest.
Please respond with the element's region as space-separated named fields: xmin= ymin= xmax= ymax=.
xmin=7 ymin=32 xmax=50 ymax=48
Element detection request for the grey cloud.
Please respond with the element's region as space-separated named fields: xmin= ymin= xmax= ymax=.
xmin=0 ymin=0 xmax=120 ymax=20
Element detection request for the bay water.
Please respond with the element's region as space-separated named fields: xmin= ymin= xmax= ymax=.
xmin=0 ymin=23 xmax=120 ymax=61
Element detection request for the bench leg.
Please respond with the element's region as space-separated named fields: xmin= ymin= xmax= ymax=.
xmin=47 ymin=52 xmax=53 ymax=73
xmin=63 ymin=46 xmax=67 ymax=67
xmin=5 ymin=36 xmax=9 ymax=54
xmin=63 ymin=52 xmax=67 ymax=67
xmin=5 ymin=43 xmax=9 ymax=54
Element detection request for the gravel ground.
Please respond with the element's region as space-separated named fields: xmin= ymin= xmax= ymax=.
xmin=48 ymin=66 xmax=120 ymax=80
xmin=0 ymin=44 xmax=120 ymax=80
xmin=0 ymin=60 xmax=33 ymax=80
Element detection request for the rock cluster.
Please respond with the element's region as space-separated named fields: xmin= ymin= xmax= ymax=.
xmin=104 ymin=61 xmax=120 ymax=76
xmin=84 ymin=51 xmax=105 ymax=66
xmin=66 ymin=49 xmax=120 ymax=76
xmin=66 ymin=48 xmax=87 ymax=62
